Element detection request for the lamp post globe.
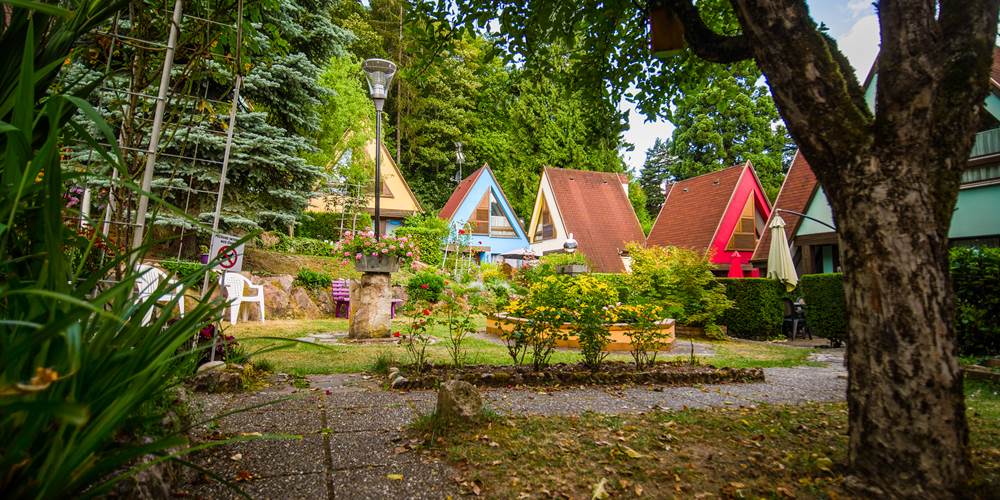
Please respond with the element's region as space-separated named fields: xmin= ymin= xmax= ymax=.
xmin=362 ymin=59 xmax=397 ymax=240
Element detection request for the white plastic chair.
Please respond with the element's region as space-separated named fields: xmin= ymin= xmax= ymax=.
xmin=221 ymin=272 xmax=265 ymax=325
xmin=135 ymin=263 xmax=185 ymax=326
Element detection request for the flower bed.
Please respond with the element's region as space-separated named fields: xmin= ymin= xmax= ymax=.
xmin=387 ymin=361 xmax=764 ymax=390
xmin=486 ymin=314 xmax=675 ymax=352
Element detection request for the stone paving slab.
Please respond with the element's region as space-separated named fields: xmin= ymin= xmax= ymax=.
xmin=184 ymin=471 xmax=327 ymax=499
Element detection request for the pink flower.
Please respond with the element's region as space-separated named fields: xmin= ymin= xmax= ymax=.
xmin=343 ymin=251 xmax=350 ymax=257
xmin=406 ymin=251 xmax=412 ymax=257
xmin=382 ymin=248 xmax=388 ymax=254
xmin=371 ymin=252 xmax=377 ymax=256
xmin=344 ymin=231 xmax=352 ymax=236
xmin=355 ymin=253 xmax=363 ymax=260
xmin=341 ymin=259 xmax=349 ymax=265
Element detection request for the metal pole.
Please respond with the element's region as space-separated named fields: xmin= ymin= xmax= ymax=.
xmin=373 ymin=99 xmax=384 ymax=240
xmin=130 ymin=0 xmax=183 ymax=259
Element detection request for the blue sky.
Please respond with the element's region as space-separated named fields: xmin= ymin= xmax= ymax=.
xmin=622 ymin=1 xmax=880 ymax=172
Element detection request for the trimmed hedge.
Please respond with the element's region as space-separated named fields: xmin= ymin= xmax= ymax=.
xmin=951 ymin=246 xmax=1000 ymax=356
xmin=396 ymin=214 xmax=449 ymax=266
xmin=717 ymin=278 xmax=785 ymax=340
xmin=800 ymin=273 xmax=848 ymax=347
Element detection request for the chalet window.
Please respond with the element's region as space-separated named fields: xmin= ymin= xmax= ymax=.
xmin=471 ymin=192 xmax=490 ymax=235
xmin=727 ymin=196 xmax=760 ymax=251
xmin=470 ymin=190 xmax=518 ymax=238
xmin=534 ymin=198 xmax=555 ymax=241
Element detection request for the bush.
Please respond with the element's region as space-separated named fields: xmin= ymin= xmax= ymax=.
xmin=800 ymin=273 xmax=848 ymax=346
xmin=591 ymin=273 xmax=631 ymax=304
xmin=505 ymin=275 xmax=571 ymax=370
xmin=615 ymin=303 xmax=671 ymax=369
xmin=561 ymin=275 xmax=617 ymax=370
xmin=396 ymin=213 xmax=449 ymax=265
xmin=297 ymin=211 xmax=371 ymax=241
xmin=406 ymin=269 xmax=446 ymax=303
xmin=539 ymin=252 xmax=589 ymax=268
xmin=628 ymin=243 xmax=732 ymax=328
xmin=718 ymin=278 xmax=786 ymax=340
xmin=259 ymin=232 xmax=337 ymax=256
xmin=294 ymin=267 xmax=333 ymax=290
xmin=950 ymin=246 xmax=1000 ymax=356
xmin=160 ymin=258 xmax=204 ymax=278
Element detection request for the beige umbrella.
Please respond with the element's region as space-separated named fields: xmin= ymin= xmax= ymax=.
xmin=767 ymin=215 xmax=798 ymax=291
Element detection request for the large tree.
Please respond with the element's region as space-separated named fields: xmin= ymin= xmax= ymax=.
xmin=448 ymin=0 xmax=1000 ymax=496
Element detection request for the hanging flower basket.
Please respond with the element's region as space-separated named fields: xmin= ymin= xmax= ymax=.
xmin=356 ymin=253 xmax=400 ymax=273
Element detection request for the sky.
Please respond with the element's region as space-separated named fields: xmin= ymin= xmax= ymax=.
xmin=621 ymin=1 xmax=881 ymax=172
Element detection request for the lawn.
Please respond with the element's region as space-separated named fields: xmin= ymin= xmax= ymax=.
xmin=226 ymin=317 xmax=817 ymax=375
xmin=411 ymin=381 xmax=1000 ymax=499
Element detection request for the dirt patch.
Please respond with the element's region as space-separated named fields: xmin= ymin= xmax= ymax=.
xmin=390 ymin=361 xmax=764 ymax=390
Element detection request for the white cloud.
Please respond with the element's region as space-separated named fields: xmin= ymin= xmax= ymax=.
xmin=838 ymin=14 xmax=880 ymax=78
xmin=622 ymin=102 xmax=674 ymax=172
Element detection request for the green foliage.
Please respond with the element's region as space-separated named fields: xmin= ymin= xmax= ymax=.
xmin=615 ymin=304 xmax=671 ymax=369
xmin=0 ymin=7 xmax=226 ymax=496
xmin=628 ymin=244 xmax=732 ymax=329
xmin=950 ymin=247 xmax=1000 ymax=356
xmin=639 ymin=138 xmax=674 ymax=216
xmin=406 ymin=269 xmax=446 ymax=303
xmin=436 ymin=282 xmax=478 ymax=367
xmin=396 ymin=213 xmax=449 ymax=265
xmin=628 ymin=179 xmax=653 ymax=235
xmin=717 ymin=278 xmax=786 ymax=340
xmin=401 ymin=309 xmax=434 ymax=373
xmin=297 ymin=211 xmax=372 ymax=241
xmin=800 ymin=273 xmax=848 ymax=347
xmin=539 ymin=252 xmax=589 ymax=268
xmin=260 ymin=232 xmax=337 ymax=257
xmin=506 ymin=275 xmax=571 ymax=370
xmin=160 ymin=258 xmax=204 ymax=279
xmin=591 ymin=273 xmax=632 ymax=304
xmin=295 ymin=268 xmax=334 ymax=290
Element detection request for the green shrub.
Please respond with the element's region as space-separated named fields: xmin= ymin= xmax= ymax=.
xmin=160 ymin=258 xmax=204 ymax=278
xmin=294 ymin=267 xmax=333 ymax=290
xmin=260 ymin=232 xmax=337 ymax=257
xmin=406 ymin=269 xmax=446 ymax=303
xmin=539 ymin=252 xmax=589 ymax=268
xmin=396 ymin=213 xmax=449 ymax=265
xmin=628 ymin=243 xmax=732 ymax=329
xmin=297 ymin=211 xmax=372 ymax=241
xmin=718 ymin=278 xmax=786 ymax=340
xmin=800 ymin=273 xmax=848 ymax=346
xmin=561 ymin=275 xmax=617 ymax=370
xmin=615 ymin=304 xmax=671 ymax=369
xmin=950 ymin=246 xmax=1000 ymax=356
xmin=591 ymin=273 xmax=631 ymax=304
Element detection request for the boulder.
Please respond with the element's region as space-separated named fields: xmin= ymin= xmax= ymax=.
xmin=196 ymin=360 xmax=225 ymax=373
xmin=190 ymin=366 xmax=243 ymax=393
xmin=291 ymin=287 xmax=321 ymax=317
xmin=314 ymin=288 xmax=336 ymax=315
xmin=435 ymin=379 xmax=483 ymax=422
xmin=348 ymin=272 xmax=393 ymax=338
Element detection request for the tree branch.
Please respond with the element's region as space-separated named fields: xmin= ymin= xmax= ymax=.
xmin=661 ymin=0 xmax=753 ymax=63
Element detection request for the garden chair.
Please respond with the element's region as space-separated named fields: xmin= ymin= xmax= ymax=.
xmin=221 ymin=272 xmax=265 ymax=325
xmin=783 ymin=298 xmax=809 ymax=340
xmin=135 ymin=263 xmax=185 ymax=326
xmin=330 ymin=279 xmax=403 ymax=319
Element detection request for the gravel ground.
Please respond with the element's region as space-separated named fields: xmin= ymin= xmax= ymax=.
xmin=179 ymin=349 xmax=845 ymax=498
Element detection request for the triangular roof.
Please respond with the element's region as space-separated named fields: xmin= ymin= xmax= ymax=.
xmin=750 ymin=151 xmax=819 ymax=262
xmin=308 ymin=139 xmax=423 ymax=216
xmin=646 ymin=162 xmax=756 ymax=251
xmin=437 ymin=164 xmax=528 ymax=237
xmin=539 ymin=167 xmax=645 ymax=273
xmin=438 ymin=165 xmax=487 ymax=220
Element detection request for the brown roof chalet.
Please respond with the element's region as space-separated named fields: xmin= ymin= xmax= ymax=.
xmin=646 ymin=164 xmax=747 ymax=251
xmin=545 ymin=167 xmax=645 ymax=273
xmin=751 ymin=152 xmax=819 ymax=262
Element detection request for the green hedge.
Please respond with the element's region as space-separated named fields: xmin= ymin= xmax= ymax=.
xmin=717 ymin=278 xmax=785 ymax=340
xmin=800 ymin=273 xmax=848 ymax=347
xmin=297 ymin=211 xmax=372 ymax=241
xmin=396 ymin=214 xmax=449 ymax=266
xmin=951 ymin=246 xmax=1000 ymax=356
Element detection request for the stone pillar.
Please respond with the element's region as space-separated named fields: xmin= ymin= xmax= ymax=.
xmin=348 ymin=272 xmax=392 ymax=338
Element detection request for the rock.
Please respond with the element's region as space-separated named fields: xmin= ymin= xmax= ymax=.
xmin=984 ymin=358 xmax=1000 ymax=368
xmin=388 ymin=367 xmax=400 ymax=378
xmin=390 ymin=376 xmax=408 ymax=389
xmin=190 ymin=367 xmax=243 ymax=393
xmin=290 ymin=287 xmax=321 ymax=317
xmin=435 ymin=379 xmax=483 ymax=421
xmin=314 ymin=288 xmax=336 ymax=315
xmin=254 ymin=282 xmax=290 ymax=319
xmin=348 ymin=272 xmax=393 ymax=338
xmin=197 ymin=361 xmax=225 ymax=373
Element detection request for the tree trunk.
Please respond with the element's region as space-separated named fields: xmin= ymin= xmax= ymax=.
xmin=833 ymin=153 xmax=968 ymax=497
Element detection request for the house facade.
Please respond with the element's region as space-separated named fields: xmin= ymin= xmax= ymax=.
xmin=438 ymin=165 xmax=530 ymax=264
xmin=646 ymin=161 xmax=771 ymax=275
xmin=308 ymin=139 xmax=423 ymax=235
xmin=752 ymin=50 xmax=1000 ymax=275
xmin=526 ymin=167 xmax=645 ymax=273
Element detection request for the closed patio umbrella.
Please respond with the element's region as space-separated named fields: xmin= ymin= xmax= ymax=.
xmin=767 ymin=215 xmax=798 ymax=291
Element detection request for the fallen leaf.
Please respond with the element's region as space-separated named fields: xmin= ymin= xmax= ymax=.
xmin=621 ymin=445 xmax=645 ymax=459
xmin=234 ymin=471 xmax=253 ymax=482
xmin=229 ymin=453 xmax=242 ymax=461
xmin=472 ymin=483 xmax=481 ymax=496
xmin=239 ymin=432 xmax=262 ymax=437
xmin=592 ymin=478 xmax=609 ymax=499
xmin=816 ymin=456 xmax=834 ymax=472
xmin=387 ymin=473 xmax=404 ymax=481
xmin=634 ymin=484 xmax=644 ymax=496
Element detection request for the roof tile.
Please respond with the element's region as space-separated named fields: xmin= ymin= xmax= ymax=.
xmin=646 ymin=164 xmax=747 ymax=251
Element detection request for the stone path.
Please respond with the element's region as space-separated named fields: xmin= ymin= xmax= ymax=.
xmin=180 ymin=349 xmax=845 ymax=499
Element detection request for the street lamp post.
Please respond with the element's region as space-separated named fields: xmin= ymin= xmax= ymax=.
xmin=362 ymin=59 xmax=397 ymax=241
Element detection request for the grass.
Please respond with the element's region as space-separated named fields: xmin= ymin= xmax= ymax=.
xmin=411 ymin=381 xmax=1000 ymax=499
xmin=226 ymin=317 xmax=817 ymax=375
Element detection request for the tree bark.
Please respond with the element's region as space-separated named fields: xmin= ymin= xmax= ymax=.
xmin=667 ymin=0 xmax=1000 ymax=496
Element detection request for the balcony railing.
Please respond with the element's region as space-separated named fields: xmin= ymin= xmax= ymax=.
xmin=970 ymin=128 xmax=1000 ymax=158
